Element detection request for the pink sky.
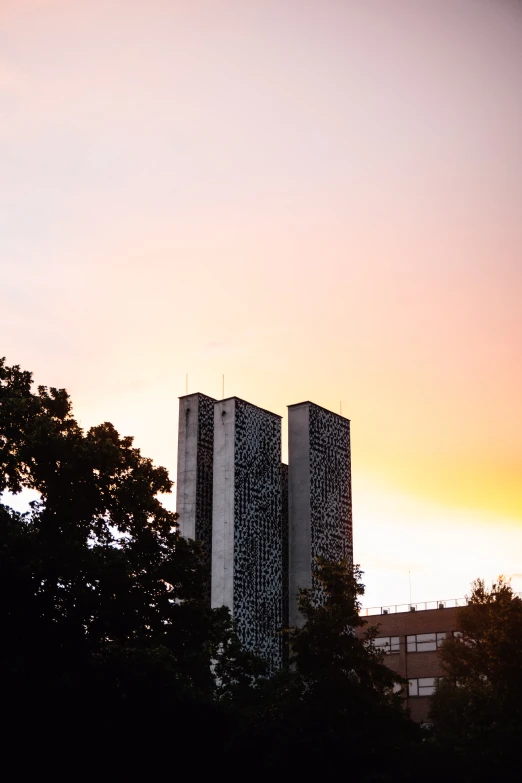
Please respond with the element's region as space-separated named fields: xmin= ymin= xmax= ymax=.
xmin=2 ymin=0 xmax=522 ymax=606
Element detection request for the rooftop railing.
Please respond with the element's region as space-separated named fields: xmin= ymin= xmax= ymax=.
xmin=360 ymin=591 xmax=522 ymax=617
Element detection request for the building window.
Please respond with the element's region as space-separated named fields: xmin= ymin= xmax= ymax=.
xmin=408 ymin=677 xmax=441 ymax=697
xmin=374 ymin=636 xmax=400 ymax=654
xmin=406 ymin=632 xmax=446 ymax=652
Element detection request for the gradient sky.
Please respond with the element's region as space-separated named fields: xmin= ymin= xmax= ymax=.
xmin=2 ymin=0 xmax=522 ymax=607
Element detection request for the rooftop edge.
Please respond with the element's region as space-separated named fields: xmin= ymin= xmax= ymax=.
xmin=287 ymin=400 xmax=350 ymax=421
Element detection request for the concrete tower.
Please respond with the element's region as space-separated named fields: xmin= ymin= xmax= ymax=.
xmin=211 ymin=397 xmax=284 ymax=668
xmin=176 ymin=393 xmax=216 ymax=597
xmin=288 ymin=402 xmax=352 ymax=627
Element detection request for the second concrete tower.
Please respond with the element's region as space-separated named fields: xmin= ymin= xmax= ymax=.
xmin=288 ymin=402 xmax=352 ymax=627
xmin=211 ymin=397 xmax=285 ymax=668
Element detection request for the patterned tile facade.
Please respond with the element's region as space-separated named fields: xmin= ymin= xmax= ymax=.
xmin=195 ymin=394 xmax=215 ymax=600
xmin=281 ymin=462 xmax=289 ymax=666
xmin=233 ymin=399 xmax=284 ymax=669
xmin=179 ymin=393 xmax=351 ymax=668
xmin=309 ymin=404 xmax=353 ymax=598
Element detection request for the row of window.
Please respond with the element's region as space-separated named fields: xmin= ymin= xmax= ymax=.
xmin=375 ymin=631 xmax=460 ymax=654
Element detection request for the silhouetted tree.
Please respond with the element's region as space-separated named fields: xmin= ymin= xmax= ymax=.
xmin=430 ymin=577 xmax=522 ymax=780
xmin=232 ymin=559 xmax=418 ymax=779
xmin=0 ymin=357 xmax=261 ymax=769
xmin=1 ymin=357 xmax=438 ymax=777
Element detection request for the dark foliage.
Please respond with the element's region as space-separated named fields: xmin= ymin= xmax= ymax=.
xmin=229 ymin=559 xmax=420 ymax=779
xmin=430 ymin=577 xmax=522 ymax=781
xmin=0 ymin=357 xmax=260 ymax=771
xmin=7 ymin=356 xmax=518 ymax=780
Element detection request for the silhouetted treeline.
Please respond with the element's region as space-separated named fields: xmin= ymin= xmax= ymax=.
xmin=1 ymin=357 xmax=521 ymax=780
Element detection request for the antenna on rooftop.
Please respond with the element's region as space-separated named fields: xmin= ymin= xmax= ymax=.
xmin=340 ymin=400 xmax=342 ymax=415
xmin=222 ymin=374 xmax=225 ymax=400
xmin=186 ymin=373 xmax=188 ymax=395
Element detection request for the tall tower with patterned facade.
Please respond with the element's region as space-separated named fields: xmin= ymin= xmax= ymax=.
xmin=176 ymin=393 xmax=352 ymax=667
xmin=287 ymin=402 xmax=352 ymax=627
xmin=211 ymin=397 xmax=285 ymax=669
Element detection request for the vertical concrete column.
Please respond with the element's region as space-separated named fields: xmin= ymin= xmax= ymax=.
xmin=176 ymin=394 xmax=198 ymax=541
xmin=288 ymin=403 xmax=312 ymax=628
xmin=281 ymin=462 xmax=289 ymax=667
xmin=211 ymin=398 xmax=236 ymax=612
xmin=288 ymin=402 xmax=352 ymax=627
xmin=281 ymin=462 xmax=289 ymax=629
xmin=176 ymin=393 xmax=216 ymax=599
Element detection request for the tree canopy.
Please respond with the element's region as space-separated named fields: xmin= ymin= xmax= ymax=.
xmin=0 ymin=357 xmax=260 ymax=767
xmin=14 ymin=356 xmax=522 ymax=780
xmin=430 ymin=576 xmax=522 ymax=779
xmin=232 ymin=558 xmax=417 ymax=778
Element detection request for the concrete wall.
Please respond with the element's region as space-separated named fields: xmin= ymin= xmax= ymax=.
xmin=176 ymin=393 xmax=216 ymax=599
xmin=176 ymin=394 xmax=199 ymax=541
xmin=211 ymin=397 xmax=284 ymax=669
xmin=288 ymin=403 xmax=312 ymax=627
xmin=281 ymin=462 xmax=289 ymax=667
xmin=211 ymin=397 xmax=236 ymax=611
xmin=176 ymin=393 xmax=215 ymax=540
xmin=281 ymin=463 xmax=289 ymax=629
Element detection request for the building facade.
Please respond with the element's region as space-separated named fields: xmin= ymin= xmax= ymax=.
xmin=288 ymin=402 xmax=352 ymax=626
xmin=176 ymin=393 xmax=353 ymax=669
xmin=356 ymin=606 xmax=460 ymax=722
xmin=175 ymin=392 xmax=465 ymax=718
xmin=211 ymin=397 xmax=285 ymax=668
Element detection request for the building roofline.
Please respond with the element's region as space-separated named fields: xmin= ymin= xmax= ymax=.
xmin=216 ymin=396 xmax=282 ymax=419
xmin=178 ymin=392 xmax=217 ymax=402
xmin=366 ymin=606 xmax=459 ymax=619
xmin=287 ymin=400 xmax=350 ymax=422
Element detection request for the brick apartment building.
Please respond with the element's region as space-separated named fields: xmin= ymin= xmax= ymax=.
xmin=356 ymin=604 xmax=461 ymax=722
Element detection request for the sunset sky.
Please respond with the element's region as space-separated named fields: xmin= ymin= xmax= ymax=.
xmin=2 ymin=0 xmax=521 ymax=608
